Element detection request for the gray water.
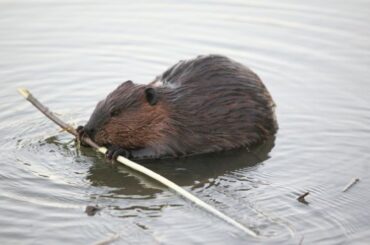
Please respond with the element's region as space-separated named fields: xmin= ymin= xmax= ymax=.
xmin=1 ymin=0 xmax=370 ymax=244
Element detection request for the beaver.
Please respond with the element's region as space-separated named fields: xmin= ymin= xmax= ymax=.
xmin=77 ymin=55 xmax=277 ymax=160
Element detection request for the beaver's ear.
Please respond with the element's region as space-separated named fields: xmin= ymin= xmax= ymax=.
xmin=125 ymin=80 xmax=134 ymax=85
xmin=145 ymin=88 xmax=158 ymax=106
xmin=117 ymin=80 xmax=134 ymax=90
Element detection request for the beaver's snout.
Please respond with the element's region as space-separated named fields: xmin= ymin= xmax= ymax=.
xmin=77 ymin=124 xmax=96 ymax=141
xmin=83 ymin=125 xmax=96 ymax=139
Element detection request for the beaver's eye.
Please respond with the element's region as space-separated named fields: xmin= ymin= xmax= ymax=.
xmin=110 ymin=109 xmax=120 ymax=117
xmin=145 ymin=87 xmax=158 ymax=106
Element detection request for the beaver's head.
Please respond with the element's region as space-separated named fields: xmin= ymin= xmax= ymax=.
xmin=83 ymin=80 xmax=168 ymax=149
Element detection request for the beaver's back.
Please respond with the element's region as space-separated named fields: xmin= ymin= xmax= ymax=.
xmin=152 ymin=55 xmax=277 ymax=156
xmin=154 ymin=55 xmax=260 ymax=88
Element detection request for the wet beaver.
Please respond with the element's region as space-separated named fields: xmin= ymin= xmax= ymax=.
xmin=77 ymin=55 xmax=277 ymax=160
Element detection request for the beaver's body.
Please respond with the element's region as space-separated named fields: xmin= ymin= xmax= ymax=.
xmin=79 ymin=55 xmax=277 ymax=159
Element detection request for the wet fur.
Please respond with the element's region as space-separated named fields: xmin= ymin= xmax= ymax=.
xmin=84 ymin=55 xmax=278 ymax=159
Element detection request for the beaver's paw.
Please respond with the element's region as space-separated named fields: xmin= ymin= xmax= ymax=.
xmin=106 ymin=145 xmax=132 ymax=161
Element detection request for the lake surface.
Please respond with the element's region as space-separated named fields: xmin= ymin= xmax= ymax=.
xmin=1 ymin=0 xmax=370 ymax=244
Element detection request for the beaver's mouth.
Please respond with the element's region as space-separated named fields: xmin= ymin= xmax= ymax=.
xmin=76 ymin=125 xmax=100 ymax=145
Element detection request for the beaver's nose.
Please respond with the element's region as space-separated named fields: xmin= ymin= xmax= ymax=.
xmin=83 ymin=126 xmax=96 ymax=139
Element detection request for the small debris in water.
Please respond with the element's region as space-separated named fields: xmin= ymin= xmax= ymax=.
xmin=136 ymin=223 xmax=149 ymax=230
xmin=93 ymin=233 xmax=120 ymax=245
xmin=85 ymin=205 xmax=102 ymax=216
xmin=297 ymin=192 xmax=310 ymax=204
xmin=342 ymin=177 xmax=360 ymax=192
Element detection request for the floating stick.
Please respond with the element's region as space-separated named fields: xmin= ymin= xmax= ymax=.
xmin=17 ymin=88 xmax=257 ymax=237
xmin=342 ymin=177 xmax=360 ymax=192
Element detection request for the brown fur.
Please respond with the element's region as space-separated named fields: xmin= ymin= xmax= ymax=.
xmin=83 ymin=55 xmax=278 ymax=159
xmin=95 ymin=94 xmax=169 ymax=149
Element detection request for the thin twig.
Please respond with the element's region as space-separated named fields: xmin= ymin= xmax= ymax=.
xmin=17 ymin=88 xmax=257 ymax=237
xmin=342 ymin=177 xmax=360 ymax=192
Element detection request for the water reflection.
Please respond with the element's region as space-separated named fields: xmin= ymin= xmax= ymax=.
xmin=84 ymin=137 xmax=275 ymax=196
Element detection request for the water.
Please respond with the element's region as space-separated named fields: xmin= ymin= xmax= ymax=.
xmin=1 ymin=0 xmax=370 ymax=244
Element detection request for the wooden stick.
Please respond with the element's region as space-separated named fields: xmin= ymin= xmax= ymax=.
xmin=342 ymin=177 xmax=360 ymax=192
xmin=17 ymin=88 xmax=257 ymax=237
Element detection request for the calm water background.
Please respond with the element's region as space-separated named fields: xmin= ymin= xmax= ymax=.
xmin=1 ymin=0 xmax=370 ymax=244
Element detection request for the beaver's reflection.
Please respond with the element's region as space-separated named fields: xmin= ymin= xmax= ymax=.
xmin=86 ymin=137 xmax=275 ymax=197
